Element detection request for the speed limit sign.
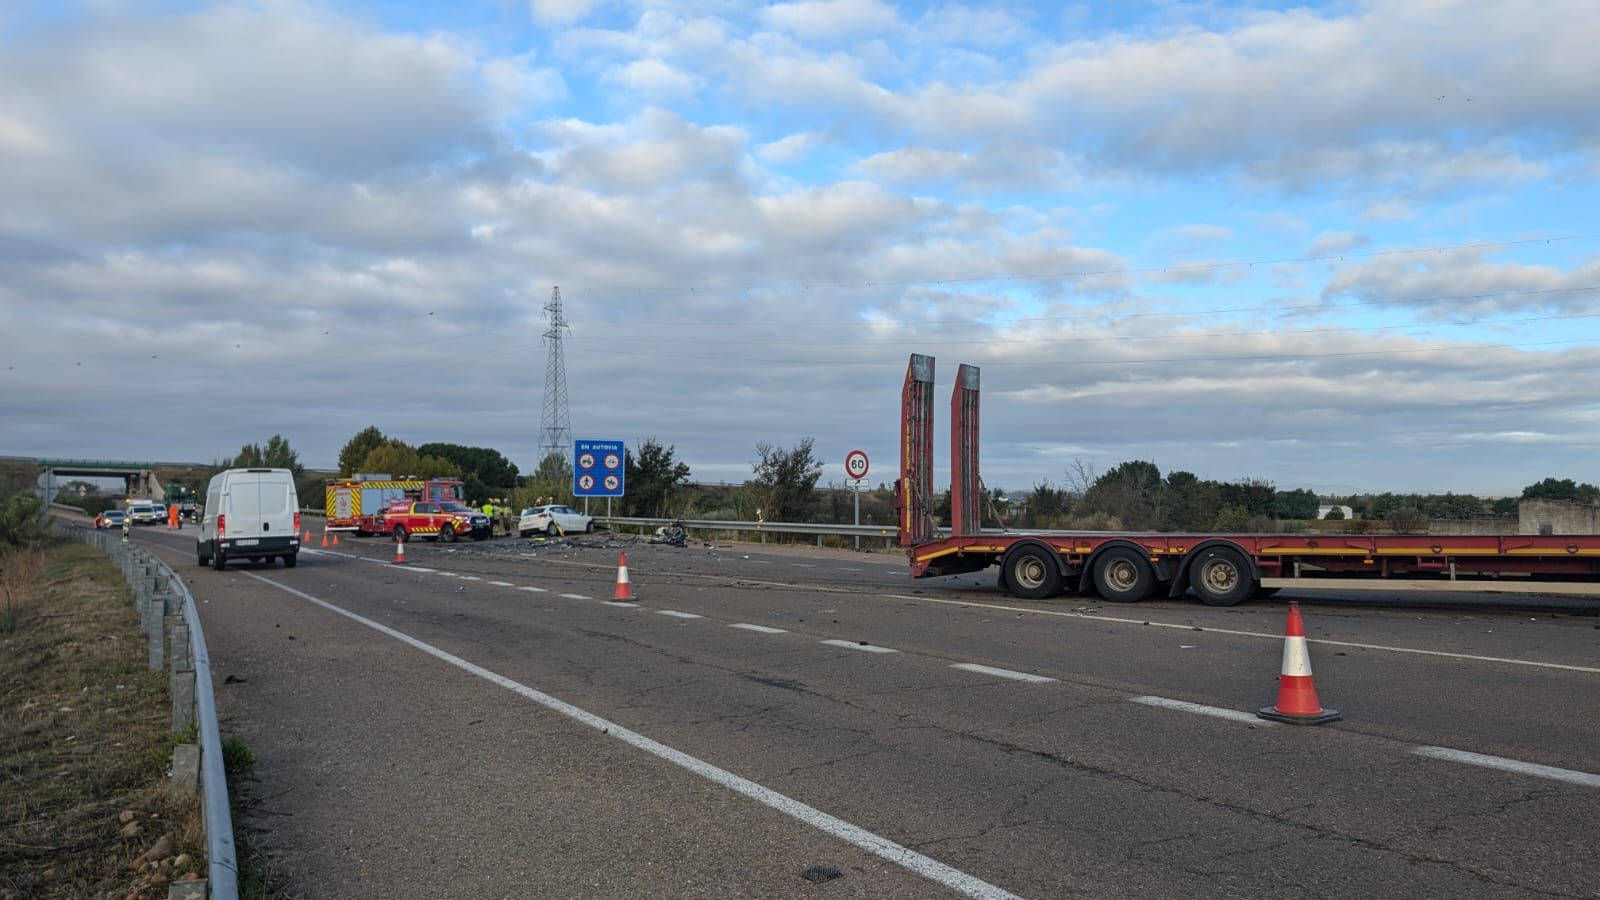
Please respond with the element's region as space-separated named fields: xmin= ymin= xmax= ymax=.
xmin=844 ymin=449 xmax=869 ymax=479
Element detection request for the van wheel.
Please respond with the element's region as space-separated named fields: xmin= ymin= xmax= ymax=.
xmin=392 ymin=525 xmax=408 ymax=542
xmin=283 ymin=553 xmax=297 ymax=568
xmin=197 ymin=545 xmax=210 ymax=566
xmin=211 ymin=547 xmax=226 ymax=571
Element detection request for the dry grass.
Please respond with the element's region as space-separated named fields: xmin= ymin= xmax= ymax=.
xmin=0 ymin=543 xmax=205 ymax=899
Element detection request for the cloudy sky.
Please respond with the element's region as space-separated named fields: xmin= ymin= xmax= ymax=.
xmin=3 ymin=0 xmax=1599 ymax=498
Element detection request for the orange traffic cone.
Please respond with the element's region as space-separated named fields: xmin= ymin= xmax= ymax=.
xmin=303 ymin=528 xmax=311 ymax=543
xmin=612 ymin=552 xmax=635 ymax=600
xmin=332 ymin=532 xmax=340 ymax=546
xmin=1258 ymin=601 xmax=1340 ymax=725
xmin=320 ymin=529 xmax=329 ymax=548
xmin=394 ymin=537 xmax=408 ymax=566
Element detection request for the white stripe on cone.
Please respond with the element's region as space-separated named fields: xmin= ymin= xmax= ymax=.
xmin=1280 ymin=635 xmax=1314 ymax=677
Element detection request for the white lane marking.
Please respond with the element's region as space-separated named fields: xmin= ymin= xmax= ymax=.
xmin=1130 ymin=696 xmax=1274 ymax=726
xmin=656 ymin=610 xmax=703 ymax=619
xmin=790 ymin=563 xmax=817 ymax=568
xmin=1411 ymin=746 xmax=1600 ymax=788
xmin=836 ymin=567 xmax=862 ymax=572
xmin=746 ymin=559 xmax=772 ymax=564
xmin=459 ymin=575 xmax=482 ymax=581
xmin=240 ymin=573 xmax=1019 ymax=899
xmin=730 ymin=623 xmax=788 ymax=634
xmin=821 ymin=639 xmax=898 ymax=654
xmin=518 ymin=586 xmax=546 ymax=593
xmin=488 ymin=581 xmax=515 ymax=587
xmin=407 ymin=566 xmax=437 ymax=573
xmin=436 ymin=572 xmax=458 ymax=577
xmin=559 ymin=593 xmax=591 ymax=600
xmin=879 ymin=594 xmax=1600 ymax=675
xmin=604 ymin=601 xmax=644 ymax=608
xmin=949 ymin=663 xmax=1056 ymax=684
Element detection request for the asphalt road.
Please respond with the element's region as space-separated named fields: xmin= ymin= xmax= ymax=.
xmin=120 ymin=524 xmax=1600 ymax=899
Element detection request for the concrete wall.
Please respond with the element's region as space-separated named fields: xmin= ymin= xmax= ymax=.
xmin=1519 ymin=499 xmax=1600 ymax=535
xmin=1428 ymin=517 xmax=1518 ymax=536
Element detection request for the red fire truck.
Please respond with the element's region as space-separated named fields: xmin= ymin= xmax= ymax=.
xmin=895 ymin=353 xmax=1600 ymax=605
xmin=325 ymin=476 xmax=468 ymax=533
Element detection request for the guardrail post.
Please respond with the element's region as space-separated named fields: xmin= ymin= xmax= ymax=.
xmin=147 ymin=570 xmax=168 ymax=671
xmin=171 ymin=620 xmax=195 ymax=734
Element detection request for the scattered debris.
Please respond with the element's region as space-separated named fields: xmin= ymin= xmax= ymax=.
xmin=801 ymin=865 xmax=843 ymax=883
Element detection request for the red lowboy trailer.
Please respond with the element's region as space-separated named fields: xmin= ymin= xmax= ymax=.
xmin=894 ymin=353 xmax=1600 ymax=605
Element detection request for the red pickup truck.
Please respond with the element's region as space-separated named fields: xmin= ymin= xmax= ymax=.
xmin=372 ymin=499 xmax=492 ymax=542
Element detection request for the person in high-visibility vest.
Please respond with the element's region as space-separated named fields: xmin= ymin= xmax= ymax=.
xmin=482 ymin=500 xmax=496 ymax=536
xmin=168 ymin=502 xmax=180 ymax=530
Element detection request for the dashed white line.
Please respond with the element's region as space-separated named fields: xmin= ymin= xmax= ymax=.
xmin=879 ymin=594 xmax=1600 ymax=675
xmin=407 ymin=566 xmax=436 ymax=573
xmin=459 ymin=575 xmax=482 ymax=581
xmin=518 ymin=586 xmax=546 ymax=593
xmin=604 ymin=601 xmax=644 ymax=608
xmin=559 ymin=593 xmax=591 ymax=600
xmin=657 ymin=610 xmax=703 ymax=619
xmin=790 ymin=563 xmax=817 ymax=568
xmin=821 ymin=639 xmax=898 ymax=654
xmin=730 ymin=623 xmax=788 ymax=634
xmin=1130 ymin=696 xmax=1273 ymax=726
xmin=1411 ymin=746 xmax=1600 ymax=788
xmin=949 ymin=663 xmax=1056 ymax=684
xmin=241 ymin=573 xmax=1018 ymax=900
xmin=488 ymin=581 xmax=514 ymax=587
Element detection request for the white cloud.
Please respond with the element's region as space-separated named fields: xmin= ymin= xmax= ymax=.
xmin=762 ymin=0 xmax=901 ymax=43
xmin=758 ymin=131 xmax=829 ymax=164
xmin=530 ymin=0 xmax=602 ymax=27
xmin=612 ymin=58 xmax=698 ymax=98
xmin=1308 ymin=231 xmax=1370 ymax=257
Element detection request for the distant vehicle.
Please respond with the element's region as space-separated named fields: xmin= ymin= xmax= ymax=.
xmin=518 ymin=504 xmax=594 ymax=538
xmin=438 ymin=501 xmax=493 ymax=540
xmin=197 ymin=468 xmax=301 ymax=570
xmin=163 ymin=484 xmax=199 ymax=522
xmin=99 ymin=510 xmax=126 ymax=529
xmin=126 ymin=501 xmax=162 ymax=525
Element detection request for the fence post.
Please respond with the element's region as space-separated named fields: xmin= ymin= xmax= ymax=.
xmin=147 ymin=568 xmax=168 ymax=671
xmin=171 ymin=620 xmax=195 ymax=734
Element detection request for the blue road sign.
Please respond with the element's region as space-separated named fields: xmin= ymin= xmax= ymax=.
xmin=574 ymin=439 xmax=625 ymax=498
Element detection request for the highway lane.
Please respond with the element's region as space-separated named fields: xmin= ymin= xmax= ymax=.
xmin=120 ymin=526 xmax=1600 ymax=898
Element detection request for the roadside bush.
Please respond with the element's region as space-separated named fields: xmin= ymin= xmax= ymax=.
xmin=0 ymin=488 xmax=49 ymax=548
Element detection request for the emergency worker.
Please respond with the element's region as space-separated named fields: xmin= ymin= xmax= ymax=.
xmin=168 ymin=502 xmax=180 ymax=530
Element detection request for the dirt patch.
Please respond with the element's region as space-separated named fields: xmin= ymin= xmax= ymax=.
xmin=0 ymin=542 xmax=204 ymax=899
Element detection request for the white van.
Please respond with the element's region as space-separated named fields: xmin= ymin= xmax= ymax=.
xmin=197 ymin=468 xmax=301 ymax=570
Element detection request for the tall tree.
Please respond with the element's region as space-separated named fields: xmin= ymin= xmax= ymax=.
xmin=1521 ymin=478 xmax=1600 ymax=503
xmin=625 ymin=439 xmax=691 ymax=517
xmin=224 ymin=435 xmax=302 ymax=476
xmin=417 ymin=443 xmax=520 ymax=488
xmin=752 ymin=438 xmax=823 ymax=521
xmin=339 ymin=426 xmax=388 ymax=476
xmin=1080 ymin=460 xmax=1164 ymax=530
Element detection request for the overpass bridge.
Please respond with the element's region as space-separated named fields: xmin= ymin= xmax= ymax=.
xmin=14 ymin=457 xmax=214 ymax=502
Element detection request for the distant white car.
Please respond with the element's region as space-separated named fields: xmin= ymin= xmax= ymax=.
xmin=127 ymin=501 xmax=162 ymax=525
xmin=518 ymin=504 xmax=594 ymax=537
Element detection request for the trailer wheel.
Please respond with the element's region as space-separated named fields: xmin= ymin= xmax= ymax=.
xmin=1003 ymin=546 xmax=1061 ymax=600
xmin=1191 ymin=547 xmax=1254 ymax=606
xmin=1093 ymin=547 xmax=1155 ymax=603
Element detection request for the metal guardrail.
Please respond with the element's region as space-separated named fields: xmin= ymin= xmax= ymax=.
xmin=60 ymin=522 xmax=239 ymax=899
xmin=597 ymin=515 xmax=904 ymax=549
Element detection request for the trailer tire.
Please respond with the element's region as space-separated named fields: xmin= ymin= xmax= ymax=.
xmin=1191 ymin=547 xmax=1254 ymax=606
xmin=1003 ymin=545 xmax=1061 ymax=600
xmin=1093 ymin=546 xmax=1155 ymax=603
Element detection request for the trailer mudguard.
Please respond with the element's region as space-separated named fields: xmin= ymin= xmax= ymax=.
xmin=1167 ymin=538 xmax=1261 ymax=598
